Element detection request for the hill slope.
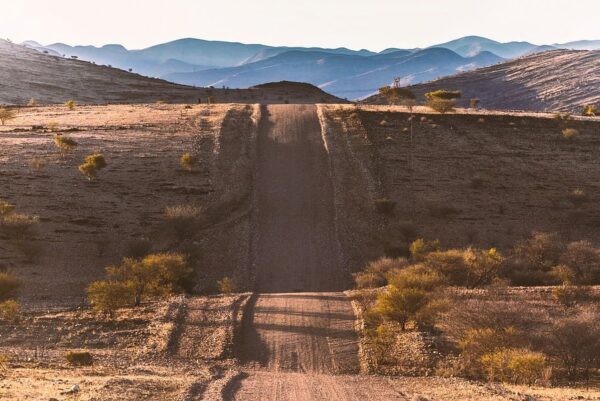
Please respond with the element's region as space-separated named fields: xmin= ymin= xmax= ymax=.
xmin=0 ymin=40 xmax=344 ymax=104
xmin=365 ymin=50 xmax=600 ymax=112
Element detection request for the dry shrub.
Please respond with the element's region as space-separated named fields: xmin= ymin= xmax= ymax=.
xmin=409 ymin=238 xmax=441 ymax=262
xmin=217 ymin=276 xmax=236 ymax=294
xmin=548 ymin=310 xmax=600 ymax=379
xmin=426 ymin=98 xmax=455 ymax=114
xmin=0 ymin=300 xmax=20 ymax=323
xmin=65 ymin=100 xmax=76 ymax=110
xmin=374 ymin=198 xmax=396 ymax=215
xmin=558 ymin=240 xmax=600 ymax=284
xmin=567 ymin=188 xmax=587 ymax=207
xmin=79 ymin=153 xmax=107 ymax=180
xmin=426 ymin=202 xmax=459 ymax=219
xmin=1 ymin=213 xmax=39 ymax=239
xmin=551 ymin=284 xmax=589 ymax=307
xmin=424 ymin=248 xmax=503 ymax=288
xmin=65 ymin=351 xmax=93 ymax=366
xmin=27 ymin=97 xmax=37 ymax=106
xmin=469 ymin=98 xmax=480 ymax=109
xmin=124 ymin=238 xmax=152 ymax=259
xmin=53 ymin=134 xmax=78 ymax=152
xmin=29 ymin=157 xmax=47 ymax=171
xmin=480 ymin=348 xmax=549 ymax=385
xmin=561 ymin=128 xmax=578 ymax=140
xmin=582 ymin=104 xmax=598 ymax=116
xmin=0 ymin=108 xmax=16 ymax=125
xmin=0 ymin=201 xmax=14 ymax=216
xmin=88 ymin=253 xmax=193 ymax=312
xmin=353 ymin=257 xmax=409 ymax=289
xmin=164 ymin=205 xmax=201 ymax=240
xmin=504 ymin=232 xmax=564 ymax=286
xmin=180 ymin=153 xmax=199 ymax=172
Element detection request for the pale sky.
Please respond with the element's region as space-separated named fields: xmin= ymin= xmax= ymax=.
xmin=3 ymin=0 xmax=599 ymax=51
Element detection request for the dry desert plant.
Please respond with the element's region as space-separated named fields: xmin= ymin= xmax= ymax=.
xmin=180 ymin=152 xmax=199 ymax=172
xmin=353 ymin=257 xmax=410 ymax=289
xmin=79 ymin=153 xmax=107 ymax=180
xmin=561 ymin=127 xmax=578 ymax=140
xmin=217 ymin=276 xmax=236 ymax=294
xmin=65 ymin=99 xmax=76 ymax=110
xmin=65 ymin=351 xmax=94 ymax=366
xmin=582 ymin=104 xmax=598 ymax=116
xmin=0 ymin=272 xmax=21 ymax=300
xmin=164 ymin=204 xmax=201 ymax=240
xmin=53 ymin=134 xmax=78 ymax=153
xmin=0 ymin=300 xmax=20 ymax=323
xmin=0 ymin=107 xmax=16 ymax=125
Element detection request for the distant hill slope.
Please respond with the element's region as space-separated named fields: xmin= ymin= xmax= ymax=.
xmin=165 ymin=48 xmax=504 ymax=99
xmin=0 ymin=41 xmax=345 ymax=105
xmin=364 ymin=50 xmax=600 ymax=112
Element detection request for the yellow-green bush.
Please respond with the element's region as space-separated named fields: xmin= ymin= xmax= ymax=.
xmin=409 ymin=238 xmax=441 ymax=262
xmin=0 ymin=201 xmax=14 ymax=216
xmin=353 ymin=257 xmax=409 ymax=289
xmin=79 ymin=153 xmax=107 ymax=180
xmin=387 ymin=264 xmax=446 ymax=292
xmin=217 ymin=276 xmax=236 ymax=293
xmin=87 ymin=280 xmax=136 ymax=313
xmin=480 ymin=348 xmax=548 ymax=384
xmin=65 ymin=100 xmax=76 ymax=110
xmin=53 ymin=134 xmax=78 ymax=152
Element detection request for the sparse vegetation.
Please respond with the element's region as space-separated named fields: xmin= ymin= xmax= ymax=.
xmin=0 ymin=108 xmax=17 ymax=125
xmin=425 ymin=90 xmax=461 ymax=113
xmin=561 ymin=127 xmax=578 ymax=140
xmin=79 ymin=153 xmax=107 ymax=180
xmin=217 ymin=276 xmax=236 ymax=293
xmin=469 ymin=98 xmax=480 ymax=109
xmin=65 ymin=351 xmax=94 ymax=366
xmin=53 ymin=134 xmax=78 ymax=153
xmin=353 ymin=257 xmax=409 ymax=289
xmin=164 ymin=204 xmax=201 ymax=240
xmin=582 ymin=104 xmax=598 ymax=116
xmin=1 ymin=212 xmax=40 ymax=239
xmin=0 ymin=272 xmax=21 ymax=301
xmin=0 ymin=300 xmax=20 ymax=323
xmin=180 ymin=153 xmax=199 ymax=172
xmin=65 ymin=100 xmax=76 ymax=110
xmin=87 ymin=252 xmax=193 ymax=312
xmin=378 ymin=86 xmax=416 ymax=106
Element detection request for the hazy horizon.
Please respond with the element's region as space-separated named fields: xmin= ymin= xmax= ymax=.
xmin=4 ymin=0 xmax=600 ymax=52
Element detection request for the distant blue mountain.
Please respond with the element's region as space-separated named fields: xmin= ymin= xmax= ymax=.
xmin=21 ymin=35 xmax=599 ymax=99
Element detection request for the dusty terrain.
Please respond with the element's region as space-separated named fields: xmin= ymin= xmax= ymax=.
xmin=1 ymin=104 xmax=599 ymax=400
xmin=364 ymin=50 xmax=600 ymax=112
xmin=0 ymin=40 xmax=344 ymax=105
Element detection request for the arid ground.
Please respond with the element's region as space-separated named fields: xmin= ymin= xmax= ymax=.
xmin=1 ymin=104 xmax=599 ymax=400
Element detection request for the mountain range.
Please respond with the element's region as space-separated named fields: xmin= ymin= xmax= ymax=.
xmin=20 ymin=36 xmax=600 ymax=99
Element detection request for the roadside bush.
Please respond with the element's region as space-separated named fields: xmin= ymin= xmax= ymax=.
xmin=582 ymin=104 xmax=598 ymax=116
xmin=0 ymin=272 xmax=22 ymax=300
xmin=79 ymin=153 xmax=107 ymax=180
xmin=164 ymin=205 xmax=201 ymax=240
xmin=0 ymin=300 xmax=20 ymax=323
xmin=0 ymin=108 xmax=16 ymax=125
xmin=480 ymin=348 xmax=548 ymax=385
xmin=65 ymin=351 xmax=93 ymax=366
xmin=180 ymin=153 xmax=199 ymax=172
xmin=217 ymin=276 xmax=236 ymax=293
xmin=353 ymin=257 xmax=409 ymax=289
xmin=561 ymin=128 xmax=578 ymax=140
xmin=88 ymin=252 xmax=193 ymax=312
xmin=374 ymin=198 xmax=396 ymax=215
xmin=387 ymin=264 xmax=446 ymax=292
xmin=65 ymin=100 xmax=76 ymax=110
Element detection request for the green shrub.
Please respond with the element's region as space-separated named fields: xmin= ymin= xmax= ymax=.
xmin=180 ymin=153 xmax=199 ymax=172
xmin=374 ymin=198 xmax=396 ymax=215
xmin=0 ymin=272 xmax=21 ymax=300
xmin=53 ymin=134 xmax=78 ymax=152
xmin=217 ymin=276 xmax=236 ymax=294
xmin=0 ymin=300 xmax=20 ymax=323
xmin=481 ymin=348 xmax=548 ymax=384
xmin=0 ymin=108 xmax=16 ymax=125
xmin=353 ymin=257 xmax=409 ymax=289
xmin=65 ymin=351 xmax=93 ymax=366
xmin=79 ymin=153 xmax=107 ymax=180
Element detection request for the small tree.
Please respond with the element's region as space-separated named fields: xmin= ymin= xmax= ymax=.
xmin=79 ymin=154 xmax=106 ymax=180
xmin=87 ymin=280 xmax=135 ymax=313
xmin=0 ymin=108 xmax=16 ymax=125
xmin=378 ymin=86 xmax=416 ymax=106
xmin=425 ymin=90 xmax=461 ymax=114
